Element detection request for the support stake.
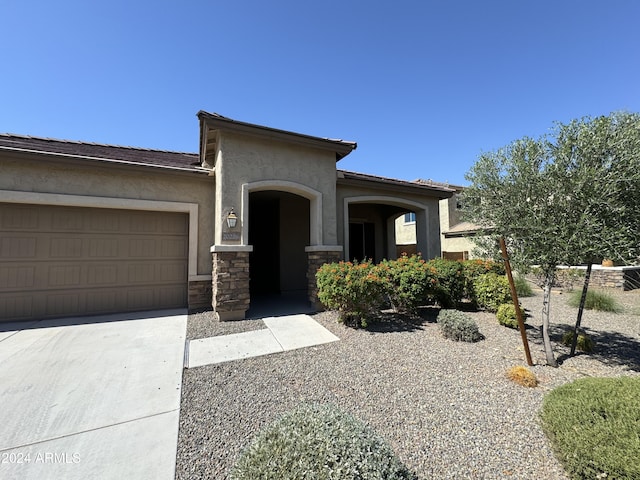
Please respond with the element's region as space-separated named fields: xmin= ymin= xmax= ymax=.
xmin=499 ymin=237 xmax=534 ymax=366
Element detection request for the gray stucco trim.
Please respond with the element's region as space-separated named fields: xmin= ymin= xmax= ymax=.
xmin=0 ymin=189 xmax=202 ymax=280
xmin=210 ymin=245 xmax=254 ymax=252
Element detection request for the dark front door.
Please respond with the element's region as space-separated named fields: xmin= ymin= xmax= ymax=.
xmin=349 ymin=222 xmax=375 ymax=262
xmin=249 ymin=195 xmax=280 ymax=294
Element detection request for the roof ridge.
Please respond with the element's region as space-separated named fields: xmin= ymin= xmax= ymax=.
xmin=0 ymin=133 xmax=198 ymax=156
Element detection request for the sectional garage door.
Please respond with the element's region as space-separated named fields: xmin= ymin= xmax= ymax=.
xmin=0 ymin=203 xmax=188 ymax=321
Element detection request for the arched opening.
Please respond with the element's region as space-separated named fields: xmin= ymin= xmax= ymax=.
xmin=248 ymin=190 xmax=311 ymax=315
xmin=344 ymin=196 xmax=430 ymax=263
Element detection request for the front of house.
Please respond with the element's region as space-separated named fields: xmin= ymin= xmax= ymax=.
xmin=0 ymin=112 xmax=452 ymax=322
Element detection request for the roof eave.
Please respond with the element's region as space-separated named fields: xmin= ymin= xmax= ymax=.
xmin=197 ymin=111 xmax=357 ymax=161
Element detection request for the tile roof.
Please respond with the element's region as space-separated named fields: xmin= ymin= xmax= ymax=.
xmin=338 ymin=170 xmax=455 ymax=197
xmin=0 ymin=133 xmax=202 ymax=173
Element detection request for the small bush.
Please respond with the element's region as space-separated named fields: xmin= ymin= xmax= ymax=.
xmin=426 ymin=259 xmax=466 ymax=308
xmin=376 ymin=254 xmax=437 ymax=314
xmin=513 ymin=274 xmax=533 ymax=297
xmin=506 ymin=365 xmax=538 ymax=387
xmin=231 ymin=403 xmax=417 ymax=480
xmin=496 ymin=303 xmax=526 ymax=329
xmin=437 ymin=309 xmax=483 ymax=342
xmin=473 ymin=273 xmax=511 ymax=312
xmin=541 ymin=377 xmax=640 ymax=480
xmin=567 ymin=289 xmax=622 ymax=312
xmin=461 ymin=259 xmax=506 ymax=304
xmin=561 ymin=330 xmax=595 ymax=352
xmin=316 ymin=260 xmax=384 ymax=327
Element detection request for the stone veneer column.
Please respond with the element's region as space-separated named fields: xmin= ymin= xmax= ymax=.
xmin=211 ymin=245 xmax=253 ymax=321
xmin=305 ymin=246 xmax=344 ymax=311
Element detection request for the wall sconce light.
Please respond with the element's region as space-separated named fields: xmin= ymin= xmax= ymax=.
xmin=226 ymin=208 xmax=238 ymax=229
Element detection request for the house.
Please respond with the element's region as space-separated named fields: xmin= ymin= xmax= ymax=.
xmin=0 ymin=112 xmax=453 ymax=322
xmin=395 ymin=181 xmax=480 ymax=259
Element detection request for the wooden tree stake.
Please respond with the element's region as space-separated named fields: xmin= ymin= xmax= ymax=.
xmin=499 ymin=237 xmax=534 ymax=366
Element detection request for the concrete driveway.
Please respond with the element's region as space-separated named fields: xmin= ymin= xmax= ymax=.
xmin=0 ymin=310 xmax=187 ymax=480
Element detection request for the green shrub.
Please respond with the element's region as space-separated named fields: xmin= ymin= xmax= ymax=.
xmin=473 ymin=273 xmax=511 ymax=312
xmin=541 ymin=377 xmax=640 ymax=480
xmin=376 ymin=254 xmax=437 ymax=314
xmin=437 ymin=309 xmax=483 ymax=342
xmin=461 ymin=259 xmax=506 ymax=304
xmin=567 ymin=289 xmax=622 ymax=312
xmin=231 ymin=403 xmax=417 ymax=480
xmin=496 ymin=303 xmax=526 ymax=329
xmin=561 ymin=330 xmax=595 ymax=352
xmin=513 ymin=274 xmax=533 ymax=297
xmin=316 ymin=260 xmax=384 ymax=327
xmin=425 ymin=258 xmax=466 ymax=308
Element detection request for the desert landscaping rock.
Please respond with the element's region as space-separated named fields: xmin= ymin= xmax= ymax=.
xmin=176 ymin=288 xmax=640 ymax=479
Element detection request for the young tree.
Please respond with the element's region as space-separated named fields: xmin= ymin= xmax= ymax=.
xmin=462 ymin=112 xmax=640 ymax=367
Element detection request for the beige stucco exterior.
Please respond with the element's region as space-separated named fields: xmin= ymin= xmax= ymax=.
xmin=0 ymin=152 xmax=215 ymax=278
xmin=213 ymin=131 xmax=339 ymax=247
xmin=1 ymin=111 xmax=453 ymax=321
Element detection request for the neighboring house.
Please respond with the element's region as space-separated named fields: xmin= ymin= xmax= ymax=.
xmin=1 ymin=111 xmax=453 ymax=322
xmin=395 ymin=181 xmax=480 ymax=259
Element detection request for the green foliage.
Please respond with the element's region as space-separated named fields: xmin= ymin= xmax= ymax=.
xmin=376 ymin=254 xmax=438 ymax=314
xmin=463 ymin=112 xmax=640 ymax=366
xmin=231 ymin=403 xmax=417 ymax=480
xmin=561 ymin=330 xmax=595 ymax=352
xmin=461 ymin=259 xmax=506 ymax=303
xmin=513 ymin=274 xmax=533 ymax=297
xmin=463 ymin=112 xmax=640 ymax=271
xmin=425 ymin=258 xmax=466 ymax=308
xmin=437 ymin=309 xmax=483 ymax=342
xmin=567 ymin=289 xmax=622 ymax=313
xmin=473 ymin=273 xmax=511 ymax=312
xmin=316 ymin=260 xmax=384 ymax=327
xmin=496 ymin=303 xmax=526 ymax=329
xmin=541 ymin=377 xmax=640 ymax=480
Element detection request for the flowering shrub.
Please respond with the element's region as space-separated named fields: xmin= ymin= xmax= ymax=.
xmin=376 ymin=254 xmax=438 ymax=314
xmin=316 ymin=260 xmax=384 ymax=327
xmin=424 ymin=258 xmax=466 ymax=308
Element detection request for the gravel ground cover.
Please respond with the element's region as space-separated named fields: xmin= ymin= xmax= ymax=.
xmin=176 ymin=288 xmax=640 ymax=479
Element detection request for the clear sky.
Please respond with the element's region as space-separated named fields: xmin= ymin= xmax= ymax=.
xmin=2 ymin=1 xmax=639 ymax=185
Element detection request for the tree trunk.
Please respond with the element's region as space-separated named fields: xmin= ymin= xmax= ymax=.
xmin=570 ymin=262 xmax=592 ymax=356
xmin=542 ymin=275 xmax=558 ymax=367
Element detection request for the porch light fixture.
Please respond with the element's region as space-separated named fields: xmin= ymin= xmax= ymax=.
xmin=226 ymin=209 xmax=238 ymax=229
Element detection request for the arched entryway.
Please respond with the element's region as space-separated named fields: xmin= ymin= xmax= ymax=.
xmin=248 ymin=190 xmax=310 ymax=294
xmin=344 ymin=196 xmax=430 ymax=262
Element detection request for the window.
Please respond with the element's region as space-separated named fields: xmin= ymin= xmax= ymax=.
xmin=404 ymin=212 xmax=416 ymax=223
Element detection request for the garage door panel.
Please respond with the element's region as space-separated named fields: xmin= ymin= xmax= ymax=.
xmin=0 ymin=265 xmax=36 ymax=289
xmin=0 ymin=204 xmax=188 ymax=321
xmin=1 ymin=205 xmax=40 ymax=230
xmin=1 ymin=236 xmax=38 ymax=259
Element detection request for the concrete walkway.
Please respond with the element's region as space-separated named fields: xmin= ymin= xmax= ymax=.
xmin=186 ymin=314 xmax=340 ymax=368
xmin=0 ymin=310 xmax=187 ymax=480
xmin=0 ymin=309 xmax=338 ymax=479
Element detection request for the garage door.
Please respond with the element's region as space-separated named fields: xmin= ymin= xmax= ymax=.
xmin=0 ymin=203 xmax=188 ymax=321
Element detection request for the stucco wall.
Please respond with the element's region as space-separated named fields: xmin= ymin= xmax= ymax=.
xmin=395 ymin=215 xmax=416 ymax=244
xmin=215 ymin=132 xmax=338 ymax=246
xmin=0 ymin=153 xmax=215 ymax=276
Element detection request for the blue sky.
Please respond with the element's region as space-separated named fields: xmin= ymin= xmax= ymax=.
xmin=2 ymin=1 xmax=639 ymax=185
